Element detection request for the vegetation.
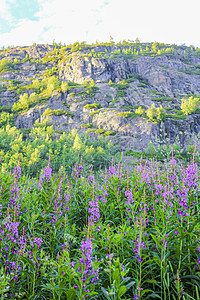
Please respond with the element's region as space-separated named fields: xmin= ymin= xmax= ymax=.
xmin=0 ymin=153 xmax=200 ymax=299
xmin=145 ymin=104 xmax=165 ymax=122
xmin=83 ymin=103 xmax=101 ymax=110
xmin=0 ymin=58 xmax=15 ymax=74
xmin=181 ymin=96 xmax=200 ymax=115
xmin=2 ymin=40 xmax=200 ymax=299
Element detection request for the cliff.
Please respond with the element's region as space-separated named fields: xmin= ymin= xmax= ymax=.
xmin=1 ymin=42 xmax=200 ymax=153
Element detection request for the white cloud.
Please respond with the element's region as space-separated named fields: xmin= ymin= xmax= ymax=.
xmin=0 ymin=0 xmax=200 ymax=47
xmin=0 ymin=0 xmax=16 ymax=25
xmin=1 ymin=19 xmax=44 ymax=46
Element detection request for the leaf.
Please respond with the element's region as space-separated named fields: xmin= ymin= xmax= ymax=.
xmin=113 ymin=269 xmax=120 ymax=289
xmin=140 ymin=289 xmax=153 ymax=297
xmin=101 ymin=287 xmax=111 ymax=300
xmin=145 ymin=293 xmax=162 ymax=299
xmin=145 ymin=279 xmax=157 ymax=284
xmin=125 ymin=281 xmax=135 ymax=290
xmin=118 ymin=285 xmax=126 ymax=298
xmin=21 ymin=256 xmax=35 ymax=271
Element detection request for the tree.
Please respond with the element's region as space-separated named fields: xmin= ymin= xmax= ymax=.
xmin=135 ymin=38 xmax=140 ymax=44
xmin=12 ymin=93 xmax=29 ymax=113
xmin=151 ymin=42 xmax=158 ymax=53
xmin=61 ymin=81 xmax=69 ymax=93
xmin=181 ymin=96 xmax=199 ymax=115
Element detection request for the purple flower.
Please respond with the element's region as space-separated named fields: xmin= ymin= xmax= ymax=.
xmin=88 ymin=199 xmax=100 ymax=223
xmin=41 ymin=166 xmax=52 ymax=184
xmin=33 ymin=237 xmax=43 ymax=247
xmin=14 ymin=166 xmax=21 ymax=180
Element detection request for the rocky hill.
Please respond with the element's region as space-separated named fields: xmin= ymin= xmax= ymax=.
xmin=1 ymin=41 xmax=200 ymax=155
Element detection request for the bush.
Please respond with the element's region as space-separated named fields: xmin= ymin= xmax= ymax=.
xmin=94 ymin=129 xmax=105 ymax=134
xmin=135 ymin=106 xmax=144 ymax=115
xmin=83 ymin=103 xmax=101 ymax=109
xmin=181 ymin=96 xmax=199 ymax=115
xmin=104 ymin=130 xmax=116 ymax=136
xmin=0 ymin=59 xmax=15 ymax=73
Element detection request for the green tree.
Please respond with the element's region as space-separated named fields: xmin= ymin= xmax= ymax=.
xmin=181 ymin=96 xmax=199 ymax=115
xmin=151 ymin=42 xmax=158 ymax=53
xmin=61 ymin=81 xmax=69 ymax=93
xmin=12 ymin=93 xmax=29 ymax=113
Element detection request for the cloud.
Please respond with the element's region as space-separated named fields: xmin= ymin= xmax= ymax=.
xmin=0 ymin=0 xmax=16 ymax=25
xmin=0 ymin=0 xmax=200 ymax=47
xmin=1 ymin=19 xmax=44 ymax=46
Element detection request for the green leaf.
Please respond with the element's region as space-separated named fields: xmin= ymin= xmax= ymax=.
xmin=118 ymin=285 xmax=126 ymax=298
xmin=101 ymin=287 xmax=111 ymax=299
xmin=21 ymin=256 xmax=35 ymax=271
xmin=113 ymin=269 xmax=120 ymax=289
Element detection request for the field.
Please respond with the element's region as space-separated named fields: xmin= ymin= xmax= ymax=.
xmin=0 ymin=156 xmax=200 ymax=299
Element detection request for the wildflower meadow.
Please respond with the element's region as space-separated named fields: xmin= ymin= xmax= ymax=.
xmin=0 ymin=156 xmax=200 ymax=299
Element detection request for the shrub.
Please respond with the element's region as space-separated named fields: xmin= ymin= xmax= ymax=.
xmin=151 ymin=97 xmax=174 ymax=102
xmin=80 ymin=123 xmax=93 ymax=128
xmin=104 ymin=130 xmax=116 ymax=136
xmin=0 ymin=106 xmax=11 ymax=113
xmin=0 ymin=59 xmax=15 ymax=73
xmin=135 ymin=106 xmax=144 ymax=115
xmin=83 ymin=103 xmax=101 ymax=109
xmin=94 ymin=129 xmax=105 ymax=134
xmin=42 ymin=108 xmax=53 ymax=117
xmin=181 ymin=96 xmax=199 ymax=115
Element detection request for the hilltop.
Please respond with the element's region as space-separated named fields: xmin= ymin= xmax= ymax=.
xmin=0 ymin=41 xmax=200 ymax=174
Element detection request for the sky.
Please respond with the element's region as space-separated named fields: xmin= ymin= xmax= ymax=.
xmin=0 ymin=0 xmax=200 ymax=48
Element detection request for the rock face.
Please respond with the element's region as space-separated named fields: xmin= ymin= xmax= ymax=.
xmin=1 ymin=43 xmax=200 ymax=152
xmin=59 ymin=54 xmax=134 ymax=84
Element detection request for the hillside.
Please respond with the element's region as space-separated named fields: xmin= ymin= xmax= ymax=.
xmin=1 ymin=41 xmax=200 ymax=174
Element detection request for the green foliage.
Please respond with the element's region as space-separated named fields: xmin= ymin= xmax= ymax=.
xmin=117 ymin=111 xmax=133 ymax=118
xmin=104 ymin=130 xmax=116 ymax=136
xmin=0 ymin=58 xmax=15 ymax=73
xmin=12 ymin=93 xmax=29 ymax=113
xmin=80 ymin=123 xmax=93 ymax=129
xmin=146 ymin=103 xmax=155 ymax=121
xmin=135 ymin=106 xmax=144 ymax=115
xmin=0 ymin=112 xmax=14 ymax=127
xmin=151 ymin=97 xmax=174 ymax=102
xmin=42 ymin=108 xmax=72 ymax=117
xmin=0 ymin=125 xmax=120 ymax=177
xmin=146 ymin=104 xmax=165 ymax=122
xmin=42 ymin=75 xmax=60 ymax=93
xmin=83 ymin=103 xmax=101 ymax=109
xmin=94 ymin=128 xmax=105 ymax=134
xmin=12 ymin=92 xmax=41 ymax=113
xmin=0 ymin=150 xmax=200 ymax=298
xmin=70 ymin=42 xmax=82 ymax=52
xmin=181 ymin=96 xmax=200 ymax=115
xmin=109 ymin=81 xmax=130 ymax=99
xmin=0 ymin=106 xmax=11 ymax=113
xmin=165 ymin=113 xmax=187 ymax=120
xmin=89 ymin=108 xmax=102 ymax=116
